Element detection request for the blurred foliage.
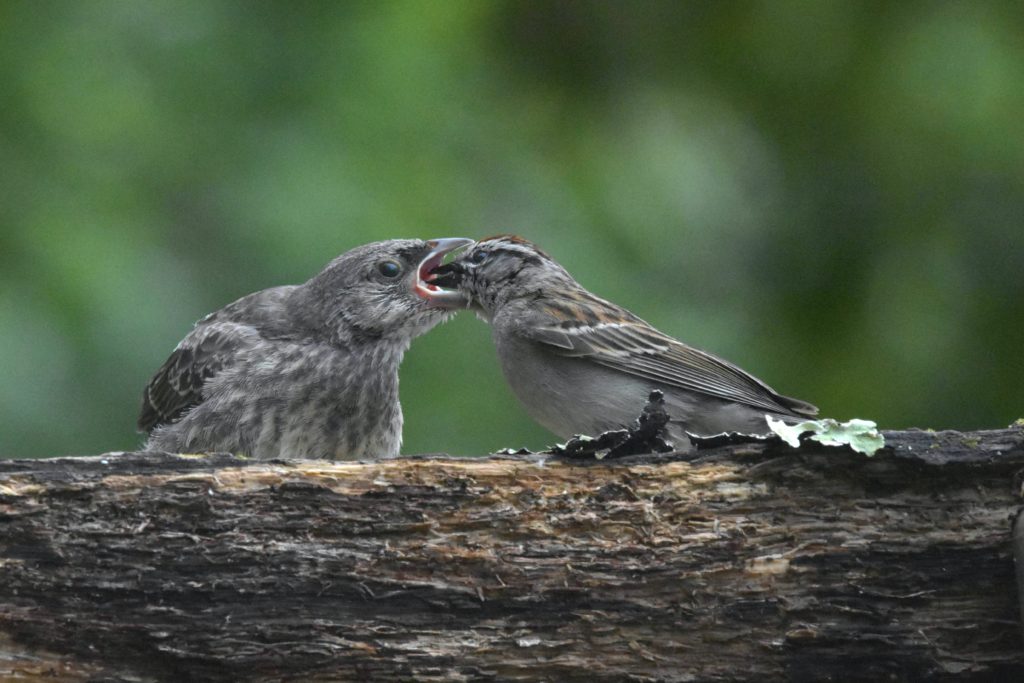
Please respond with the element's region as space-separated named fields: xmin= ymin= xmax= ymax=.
xmin=2 ymin=0 xmax=1023 ymax=459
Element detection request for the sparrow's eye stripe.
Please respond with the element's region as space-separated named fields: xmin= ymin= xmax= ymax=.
xmin=480 ymin=234 xmax=556 ymax=261
xmin=474 ymin=241 xmax=545 ymax=267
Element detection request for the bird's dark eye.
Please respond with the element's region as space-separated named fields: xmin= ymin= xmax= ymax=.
xmin=467 ymin=250 xmax=488 ymax=265
xmin=377 ymin=260 xmax=403 ymax=278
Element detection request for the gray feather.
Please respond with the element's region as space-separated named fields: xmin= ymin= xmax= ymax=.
xmin=137 ymin=239 xmax=457 ymax=460
xmin=523 ymin=314 xmax=817 ymax=419
xmin=451 ymin=235 xmax=819 ymax=446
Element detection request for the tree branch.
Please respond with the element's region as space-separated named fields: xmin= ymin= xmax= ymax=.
xmin=2 ymin=427 xmax=1023 ymax=681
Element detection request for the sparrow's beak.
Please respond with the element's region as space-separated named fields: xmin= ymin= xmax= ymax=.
xmin=415 ymin=237 xmax=474 ymax=308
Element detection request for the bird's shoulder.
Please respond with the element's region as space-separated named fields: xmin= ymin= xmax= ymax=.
xmin=497 ymin=288 xmax=654 ymax=352
xmin=202 ymin=285 xmax=307 ymax=339
xmin=137 ymin=285 xmax=304 ymax=433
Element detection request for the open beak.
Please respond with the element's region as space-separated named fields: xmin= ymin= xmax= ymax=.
xmin=415 ymin=237 xmax=474 ymax=308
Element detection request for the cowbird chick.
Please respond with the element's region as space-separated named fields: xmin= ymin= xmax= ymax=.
xmin=427 ymin=235 xmax=817 ymax=448
xmin=139 ymin=238 xmax=472 ymax=460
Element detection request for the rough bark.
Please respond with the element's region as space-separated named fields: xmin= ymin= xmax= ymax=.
xmin=1 ymin=427 xmax=1023 ymax=682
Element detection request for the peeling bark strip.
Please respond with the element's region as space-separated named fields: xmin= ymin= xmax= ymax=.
xmin=1 ymin=428 xmax=1023 ymax=682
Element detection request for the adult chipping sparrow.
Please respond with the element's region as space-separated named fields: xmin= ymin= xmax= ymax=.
xmin=139 ymin=237 xmax=473 ymax=460
xmin=427 ymin=235 xmax=817 ymax=448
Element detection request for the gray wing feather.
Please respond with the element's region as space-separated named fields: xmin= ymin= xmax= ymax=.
xmin=524 ymin=319 xmax=817 ymax=418
xmin=137 ymin=286 xmax=300 ymax=433
xmin=137 ymin=321 xmax=260 ymax=433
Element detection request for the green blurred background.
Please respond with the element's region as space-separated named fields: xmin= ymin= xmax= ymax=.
xmin=2 ymin=0 xmax=1022 ymax=459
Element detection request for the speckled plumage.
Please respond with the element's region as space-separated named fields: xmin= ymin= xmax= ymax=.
xmin=140 ymin=238 xmax=469 ymax=460
xmin=430 ymin=235 xmax=817 ymax=449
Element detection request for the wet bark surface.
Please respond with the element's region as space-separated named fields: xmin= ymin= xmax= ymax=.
xmin=1 ymin=427 xmax=1023 ymax=682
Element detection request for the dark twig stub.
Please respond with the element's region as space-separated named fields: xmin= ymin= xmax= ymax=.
xmin=550 ymin=390 xmax=675 ymax=459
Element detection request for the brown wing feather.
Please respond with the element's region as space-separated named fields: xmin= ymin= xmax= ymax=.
xmin=522 ymin=294 xmax=817 ymax=418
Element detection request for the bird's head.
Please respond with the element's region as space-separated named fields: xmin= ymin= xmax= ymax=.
xmin=301 ymin=237 xmax=473 ymax=345
xmin=424 ymin=235 xmax=573 ymax=320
